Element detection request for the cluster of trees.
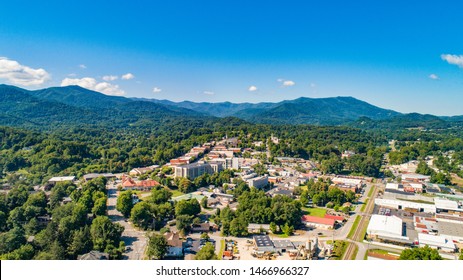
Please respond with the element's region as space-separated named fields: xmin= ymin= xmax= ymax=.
xmin=212 ymin=189 xmax=302 ymax=237
xmin=399 ymin=246 xmax=443 ymax=260
xmin=120 ymin=187 xmax=174 ymax=230
xmin=302 ymin=179 xmax=356 ymax=209
xmin=415 ymin=161 xmax=452 ymax=185
xmin=0 ymin=177 xmax=124 ymax=260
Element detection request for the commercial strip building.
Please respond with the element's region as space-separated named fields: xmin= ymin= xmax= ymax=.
xmin=374 ymin=198 xmax=436 ymax=213
xmin=301 ymin=215 xmax=335 ymax=230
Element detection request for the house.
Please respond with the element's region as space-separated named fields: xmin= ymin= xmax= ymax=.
xmin=267 ymin=188 xmax=293 ymax=198
xmin=341 ymin=150 xmax=356 ymax=158
xmin=129 ymin=165 xmax=159 ymax=176
xmin=169 ymin=157 xmax=192 ymax=166
xmin=48 ymin=176 xmax=76 ymax=185
xmin=301 ymin=215 xmax=335 ymax=230
xmin=163 ymin=232 xmax=183 ymax=258
xmin=248 ymin=223 xmax=272 ymax=234
xmin=77 ymin=251 xmax=109 ymax=260
xmin=121 ymin=176 xmax=160 ymax=191
xmin=190 ymin=222 xmax=211 ymax=233
xmin=61 ymin=197 xmax=72 ymax=205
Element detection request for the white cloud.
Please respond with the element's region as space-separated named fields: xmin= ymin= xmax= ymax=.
xmin=103 ymin=75 xmax=118 ymax=81
xmin=429 ymin=74 xmax=439 ymax=80
xmin=61 ymin=77 xmax=125 ymax=96
xmin=0 ymin=57 xmax=50 ymax=86
xmin=248 ymin=85 xmax=258 ymax=92
xmin=282 ymin=80 xmax=295 ymax=87
xmin=277 ymin=78 xmax=295 ymax=87
xmin=152 ymin=87 xmax=162 ymax=93
xmin=79 ymin=64 xmax=87 ymax=69
xmin=310 ymin=83 xmax=316 ymax=88
xmin=121 ymin=73 xmax=134 ymax=80
xmin=203 ymin=91 xmax=215 ymax=95
xmin=441 ymin=54 xmax=463 ymax=68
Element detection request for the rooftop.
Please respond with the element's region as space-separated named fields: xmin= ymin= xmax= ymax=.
xmin=253 ymin=235 xmax=273 ymax=248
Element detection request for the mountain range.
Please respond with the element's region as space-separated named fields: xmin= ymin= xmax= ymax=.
xmin=0 ymin=84 xmax=461 ymax=130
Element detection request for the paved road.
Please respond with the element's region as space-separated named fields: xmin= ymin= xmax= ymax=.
xmin=107 ymin=182 xmax=147 ymax=260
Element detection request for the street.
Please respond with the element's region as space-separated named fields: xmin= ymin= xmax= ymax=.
xmin=107 ymin=182 xmax=147 ymax=260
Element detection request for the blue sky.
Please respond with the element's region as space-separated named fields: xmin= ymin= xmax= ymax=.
xmin=1 ymin=1 xmax=463 ymax=115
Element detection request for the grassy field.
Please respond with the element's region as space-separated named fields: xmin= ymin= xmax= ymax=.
xmin=350 ymin=244 xmax=359 ymax=260
xmin=451 ymin=174 xmax=463 ymax=187
xmin=347 ymin=216 xmax=361 ymax=239
xmin=302 ymin=207 xmax=327 ymax=217
xmin=218 ymin=239 xmax=225 ymax=259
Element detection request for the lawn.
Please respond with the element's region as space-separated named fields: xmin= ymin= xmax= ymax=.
xmin=218 ymin=239 xmax=225 ymax=259
xmin=367 ymin=186 xmax=375 ymax=198
xmin=302 ymin=207 xmax=327 ymax=218
xmin=170 ymin=190 xmax=184 ymax=197
xmin=451 ymin=174 xmax=463 ymax=187
xmin=360 ymin=199 xmax=369 ymax=212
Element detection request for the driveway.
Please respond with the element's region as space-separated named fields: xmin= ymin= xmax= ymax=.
xmin=107 ymin=182 xmax=147 ymax=260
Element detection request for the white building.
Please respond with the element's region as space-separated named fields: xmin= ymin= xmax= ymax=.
xmin=247 ymin=175 xmax=268 ymax=189
xmin=367 ymin=215 xmax=408 ymax=241
xmin=375 ymin=198 xmax=436 ymax=213
xmin=434 ymin=198 xmax=463 ymax=213
xmin=401 ymin=173 xmax=431 ymax=183
xmin=418 ymin=233 xmax=456 ymax=252
xmin=48 ymin=176 xmax=76 ymax=185
xmin=385 ymin=183 xmax=401 ymax=190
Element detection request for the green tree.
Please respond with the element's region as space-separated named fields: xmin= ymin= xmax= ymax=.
xmin=201 ymin=196 xmax=208 ymax=209
xmin=399 ymin=246 xmax=443 ymax=260
xmin=67 ymin=226 xmax=92 ymax=258
xmin=176 ymin=215 xmax=193 ymax=236
xmin=92 ymin=197 xmax=107 ymax=216
xmin=269 ymin=222 xmax=277 ymax=233
xmin=0 ymin=244 xmax=35 ymax=260
xmin=90 ymin=216 xmax=124 ymax=253
xmin=431 ymin=172 xmax=451 ymax=185
xmin=175 ymin=199 xmax=201 ymax=216
xmin=416 ymin=161 xmax=434 ymax=176
xmin=229 ymin=216 xmax=248 ymax=237
xmin=130 ymin=201 xmax=154 ymax=229
xmin=0 ymin=227 xmax=26 ymax=255
xmin=150 ymin=188 xmax=172 ymax=204
xmin=281 ymin=223 xmax=294 ymax=236
xmin=116 ymin=191 xmax=134 ymax=218
xmin=195 ymin=242 xmax=218 ymax=260
xmin=147 ymin=233 xmax=169 ymax=260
